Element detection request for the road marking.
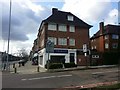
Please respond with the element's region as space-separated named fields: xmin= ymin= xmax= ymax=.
xmin=92 ymin=70 xmax=119 ymax=75
xmin=21 ymin=74 xmax=72 ymax=81
xmin=21 ymin=79 xmax=27 ymax=81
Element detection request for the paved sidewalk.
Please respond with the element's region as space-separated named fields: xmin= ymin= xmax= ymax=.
xmin=2 ymin=62 xmax=118 ymax=74
xmin=48 ymin=65 xmax=118 ymax=72
xmin=10 ymin=61 xmax=47 ymax=74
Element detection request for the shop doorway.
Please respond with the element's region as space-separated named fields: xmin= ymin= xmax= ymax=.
xmin=70 ymin=53 xmax=75 ymax=63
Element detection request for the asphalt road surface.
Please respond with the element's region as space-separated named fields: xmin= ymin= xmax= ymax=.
xmin=2 ymin=67 xmax=119 ymax=88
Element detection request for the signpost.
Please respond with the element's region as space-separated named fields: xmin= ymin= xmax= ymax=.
xmin=46 ymin=40 xmax=54 ymax=70
xmin=46 ymin=40 xmax=54 ymax=53
xmin=83 ymin=44 xmax=88 ymax=68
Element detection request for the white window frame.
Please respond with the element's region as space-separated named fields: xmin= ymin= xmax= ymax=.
xmin=91 ymin=46 xmax=94 ymax=49
xmin=112 ymin=34 xmax=119 ymax=39
xmin=58 ymin=24 xmax=67 ymax=32
xmin=92 ymin=55 xmax=99 ymax=58
xmin=58 ymin=38 xmax=67 ymax=45
xmin=69 ymin=38 xmax=75 ymax=46
xmin=94 ymin=46 xmax=96 ymax=49
xmin=67 ymin=15 xmax=73 ymax=21
xmin=41 ymin=39 xmax=44 ymax=47
xmin=48 ymin=23 xmax=57 ymax=31
xmin=48 ymin=37 xmax=57 ymax=45
xmin=69 ymin=26 xmax=75 ymax=32
xmin=105 ymin=43 xmax=109 ymax=49
xmin=104 ymin=35 xmax=108 ymax=39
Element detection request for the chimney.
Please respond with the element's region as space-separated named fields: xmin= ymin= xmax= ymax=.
xmin=52 ymin=8 xmax=58 ymax=14
xmin=99 ymin=22 xmax=104 ymax=34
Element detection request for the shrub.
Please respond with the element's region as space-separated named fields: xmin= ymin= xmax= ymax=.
xmin=45 ymin=63 xmax=63 ymax=69
xmin=45 ymin=64 xmax=47 ymax=69
xmin=64 ymin=62 xmax=77 ymax=68
xmin=102 ymin=52 xmax=120 ymax=65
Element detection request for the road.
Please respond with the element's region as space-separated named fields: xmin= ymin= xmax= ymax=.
xmin=2 ymin=67 xmax=119 ymax=88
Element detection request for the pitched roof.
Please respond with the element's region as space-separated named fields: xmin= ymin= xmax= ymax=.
xmin=43 ymin=8 xmax=92 ymax=29
xmin=104 ymin=25 xmax=120 ymax=34
xmin=91 ymin=24 xmax=120 ymax=39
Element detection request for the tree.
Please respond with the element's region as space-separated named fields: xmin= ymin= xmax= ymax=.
xmin=18 ymin=48 xmax=29 ymax=63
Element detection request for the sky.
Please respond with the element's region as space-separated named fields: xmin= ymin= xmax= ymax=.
xmin=0 ymin=0 xmax=120 ymax=55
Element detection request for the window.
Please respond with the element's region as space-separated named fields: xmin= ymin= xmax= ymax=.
xmin=94 ymin=46 xmax=96 ymax=49
xmin=48 ymin=37 xmax=57 ymax=45
xmin=48 ymin=23 xmax=57 ymax=31
xmin=69 ymin=38 xmax=75 ymax=46
xmin=69 ymin=26 xmax=75 ymax=32
xmin=58 ymin=38 xmax=67 ymax=45
xmin=104 ymin=35 xmax=108 ymax=39
xmin=92 ymin=39 xmax=94 ymax=42
xmin=41 ymin=39 xmax=44 ymax=47
xmin=41 ymin=27 xmax=45 ymax=34
xmin=112 ymin=43 xmax=118 ymax=49
xmin=67 ymin=15 xmax=73 ymax=21
xmin=58 ymin=25 xmax=67 ymax=32
xmin=91 ymin=46 xmax=94 ymax=49
xmin=112 ymin=34 xmax=119 ymax=39
xmin=92 ymin=55 xmax=99 ymax=58
xmin=105 ymin=43 xmax=109 ymax=49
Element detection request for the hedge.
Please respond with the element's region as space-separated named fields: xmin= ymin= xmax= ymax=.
xmin=102 ymin=52 xmax=120 ymax=65
xmin=45 ymin=63 xmax=63 ymax=69
xmin=64 ymin=62 xmax=77 ymax=68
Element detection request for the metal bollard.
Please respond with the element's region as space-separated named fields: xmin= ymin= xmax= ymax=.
xmin=14 ymin=67 xmax=17 ymax=73
xmin=37 ymin=66 xmax=39 ymax=72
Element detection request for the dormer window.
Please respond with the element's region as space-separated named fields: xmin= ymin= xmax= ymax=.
xmin=67 ymin=15 xmax=73 ymax=21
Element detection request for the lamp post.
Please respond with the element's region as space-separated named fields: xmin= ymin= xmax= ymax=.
xmin=6 ymin=0 xmax=12 ymax=71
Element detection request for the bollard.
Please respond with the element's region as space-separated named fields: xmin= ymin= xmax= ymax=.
xmin=13 ymin=63 xmax=15 ymax=68
xmin=37 ymin=66 xmax=39 ymax=72
xmin=14 ymin=67 xmax=17 ymax=73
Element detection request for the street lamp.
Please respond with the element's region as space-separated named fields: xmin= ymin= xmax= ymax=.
xmin=6 ymin=0 xmax=12 ymax=71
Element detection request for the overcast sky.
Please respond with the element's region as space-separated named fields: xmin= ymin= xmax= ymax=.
xmin=0 ymin=0 xmax=119 ymax=55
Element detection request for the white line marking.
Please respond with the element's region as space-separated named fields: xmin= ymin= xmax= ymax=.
xmin=21 ymin=74 xmax=72 ymax=81
xmin=57 ymin=74 xmax=72 ymax=77
xmin=21 ymin=79 xmax=27 ymax=81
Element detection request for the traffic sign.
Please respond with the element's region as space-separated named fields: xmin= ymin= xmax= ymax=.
xmin=83 ymin=44 xmax=87 ymax=52
xmin=46 ymin=40 xmax=54 ymax=53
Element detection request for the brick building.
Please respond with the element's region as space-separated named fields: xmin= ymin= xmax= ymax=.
xmin=32 ymin=8 xmax=92 ymax=68
xmin=90 ymin=22 xmax=120 ymax=52
xmin=90 ymin=22 xmax=120 ymax=65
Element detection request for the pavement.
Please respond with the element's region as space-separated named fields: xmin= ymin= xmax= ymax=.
xmin=1 ymin=61 xmax=118 ymax=74
xmin=7 ymin=61 xmax=47 ymax=74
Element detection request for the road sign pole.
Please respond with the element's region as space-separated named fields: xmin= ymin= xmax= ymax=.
xmin=46 ymin=40 xmax=54 ymax=71
xmin=83 ymin=44 xmax=88 ymax=68
xmin=47 ymin=48 xmax=49 ymax=70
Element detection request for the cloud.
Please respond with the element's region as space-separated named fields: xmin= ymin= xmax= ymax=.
xmin=1 ymin=0 xmax=52 ymax=53
xmin=1 ymin=0 xmax=51 ymax=41
xmin=62 ymin=0 xmax=111 ymax=24
xmin=105 ymin=9 xmax=118 ymax=25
